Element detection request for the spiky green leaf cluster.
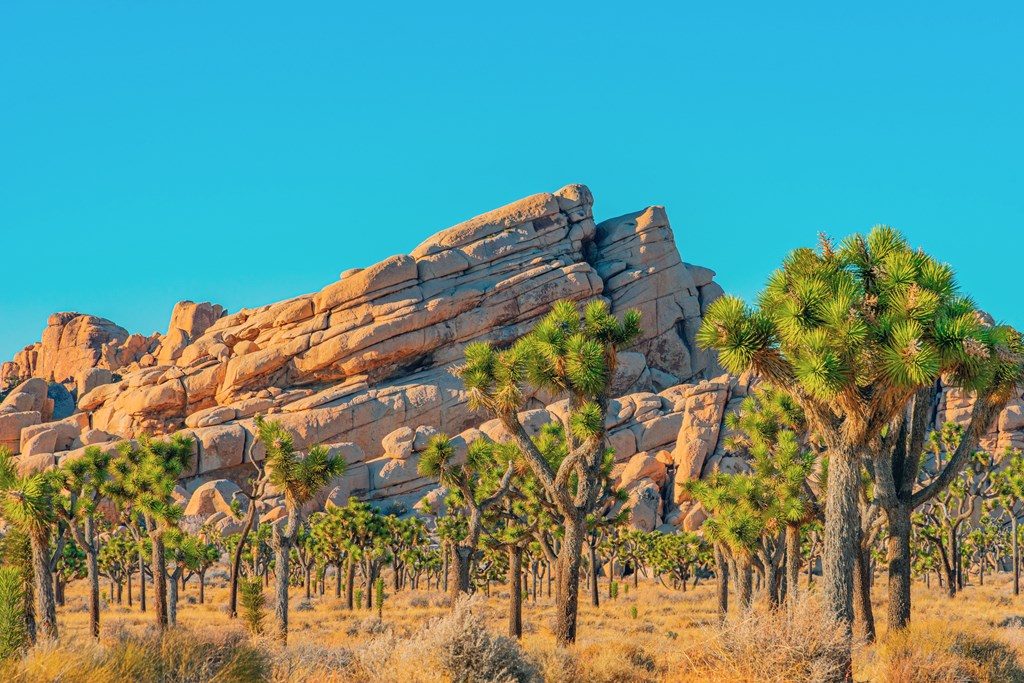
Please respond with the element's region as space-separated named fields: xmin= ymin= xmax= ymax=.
xmin=697 ymin=226 xmax=1024 ymax=404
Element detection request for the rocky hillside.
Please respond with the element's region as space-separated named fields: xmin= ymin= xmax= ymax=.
xmin=2 ymin=184 xmax=1021 ymax=534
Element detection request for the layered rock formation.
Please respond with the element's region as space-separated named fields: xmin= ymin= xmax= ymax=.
xmin=6 ymin=183 xmax=1020 ymax=534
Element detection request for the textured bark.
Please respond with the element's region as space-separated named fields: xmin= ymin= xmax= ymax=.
xmin=167 ymin=571 xmax=178 ymax=626
xmin=886 ymin=505 xmax=912 ymax=631
xmin=508 ymin=545 xmax=523 ymax=639
xmin=449 ymin=544 xmax=471 ymax=607
xmin=822 ymin=446 xmax=860 ymax=626
xmin=30 ymin=531 xmax=57 ymax=640
xmin=553 ymin=514 xmax=585 ymax=645
xmin=822 ymin=445 xmax=860 ymax=682
xmin=86 ymin=544 xmax=100 ymax=638
xmin=150 ymin=527 xmax=168 ymax=630
xmin=737 ymin=556 xmax=753 ymax=610
xmin=273 ymin=513 xmax=301 ymax=644
xmin=715 ymin=545 xmax=729 ymax=621
xmin=588 ymin=543 xmax=600 ymax=608
xmin=854 ymin=547 xmax=876 ymax=643
xmin=786 ymin=525 xmax=801 ymax=607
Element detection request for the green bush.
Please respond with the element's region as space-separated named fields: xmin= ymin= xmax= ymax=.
xmin=0 ymin=567 xmax=28 ymax=659
xmin=240 ymin=577 xmax=266 ymax=636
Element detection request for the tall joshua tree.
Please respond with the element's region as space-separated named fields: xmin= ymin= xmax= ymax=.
xmin=698 ymin=227 xmax=1023 ymax=674
xmin=255 ymin=416 xmax=345 ymax=644
xmin=0 ymin=448 xmax=58 ymax=639
xmin=418 ymin=434 xmax=516 ymax=607
xmin=993 ymin=448 xmax=1024 ymax=596
xmin=459 ymin=299 xmax=641 ymax=644
xmin=54 ymin=446 xmax=111 ymax=639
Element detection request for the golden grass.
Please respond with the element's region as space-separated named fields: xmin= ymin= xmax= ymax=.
xmin=9 ymin=570 xmax=1024 ymax=681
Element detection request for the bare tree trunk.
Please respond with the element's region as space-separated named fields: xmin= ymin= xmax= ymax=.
xmin=273 ymin=514 xmax=300 ymax=644
xmin=138 ymin=542 xmax=146 ymax=613
xmin=588 ymin=542 xmax=599 ymax=608
xmin=508 ymin=545 xmax=522 ymax=639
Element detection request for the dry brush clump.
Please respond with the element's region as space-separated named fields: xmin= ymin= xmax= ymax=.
xmin=346 ymin=595 xmax=538 ymax=683
xmin=0 ymin=625 xmax=270 ymax=683
xmin=678 ymin=598 xmax=854 ymax=683
xmin=871 ymin=619 xmax=1024 ymax=683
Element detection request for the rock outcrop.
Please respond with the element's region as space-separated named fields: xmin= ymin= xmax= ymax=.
xmin=9 ymin=183 xmax=1020 ymax=535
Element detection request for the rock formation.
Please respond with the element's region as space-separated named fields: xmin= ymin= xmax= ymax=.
xmin=3 ymin=183 xmax=1021 ymax=535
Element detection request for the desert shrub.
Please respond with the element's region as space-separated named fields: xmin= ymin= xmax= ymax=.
xmin=679 ymin=597 xmax=852 ymax=683
xmin=240 ymin=577 xmax=267 ymax=636
xmin=0 ymin=567 xmax=28 ymax=660
xmin=531 ymin=641 xmax=661 ymax=683
xmin=877 ymin=620 xmax=1024 ymax=683
xmin=350 ymin=595 xmax=537 ymax=683
xmin=0 ymin=626 xmax=269 ymax=682
xmin=294 ymin=598 xmax=315 ymax=612
xmin=271 ymin=642 xmax=354 ymax=683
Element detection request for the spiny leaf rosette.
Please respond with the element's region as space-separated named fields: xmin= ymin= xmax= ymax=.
xmin=696 ymin=226 xmax=1024 ymax=667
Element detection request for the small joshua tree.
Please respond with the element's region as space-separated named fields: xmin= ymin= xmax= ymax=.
xmin=375 ymin=576 xmax=384 ymax=621
xmin=240 ymin=577 xmax=266 ymax=637
xmin=0 ymin=566 xmax=28 ymax=659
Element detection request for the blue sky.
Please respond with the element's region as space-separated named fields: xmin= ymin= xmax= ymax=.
xmin=1 ymin=2 xmax=1021 ymax=361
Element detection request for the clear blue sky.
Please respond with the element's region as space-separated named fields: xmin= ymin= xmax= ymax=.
xmin=2 ymin=2 xmax=1021 ymax=361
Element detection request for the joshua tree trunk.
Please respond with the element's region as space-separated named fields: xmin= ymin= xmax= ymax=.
xmin=149 ymin=523 xmax=168 ymax=630
xmin=737 ymin=556 xmax=753 ymax=610
xmin=854 ymin=547 xmax=876 ymax=643
xmin=886 ymin=504 xmax=912 ymax=630
xmin=346 ymin=556 xmax=355 ymax=609
xmin=128 ymin=566 xmax=133 ymax=608
xmin=821 ymin=445 xmax=861 ymax=681
xmin=449 ymin=544 xmax=471 ymax=607
xmin=273 ymin=513 xmax=301 ymax=644
xmin=199 ymin=569 xmax=206 ymax=604
xmin=553 ymin=513 xmax=585 ymax=645
xmin=86 ymin=542 xmax=100 ymax=638
xmin=715 ymin=544 xmax=729 ymax=621
xmin=588 ymin=542 xmax=599 ymax=608
xmin=786 ymin=524 xmax=801 ymax=607
xmin=508 ymin=545 xmax=523 ymax=639
xmin=30 ymin=530 xmax=57 ymax=640
xmin=1014 ymin=514 xmax=1020 ymax=597
xmin=167 ymin=570 xmax=178 ymax=626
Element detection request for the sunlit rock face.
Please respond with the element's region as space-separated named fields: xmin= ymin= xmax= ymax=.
xmin=3 ymin=184 xmax=738 ymax=529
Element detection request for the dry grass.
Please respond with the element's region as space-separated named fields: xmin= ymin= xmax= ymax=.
xmin=4 ymin=570 xmax=1024 ymax=681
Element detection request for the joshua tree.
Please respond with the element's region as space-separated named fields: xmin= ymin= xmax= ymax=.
xmin=419 ymin=434 xmax=517 ymax=606
xmin=106 ymin=433 xmax=194 ymax=630
xmin=723 ymin=385 xmax=819 ymax=606
xmin=993 ymin=448 xmax=1024 ymax=595
xmin=0 ymin=450 xmax=57 ymax=639
xmin=459 ymin=299 xmax=641 ymax=644
xmin=53 ymin=445 xmax=111 ymax=639
xmin=254 ymin=416 xmax=345 ymax=644
xmin=698 ymin=226 xmax=1023 ymax=674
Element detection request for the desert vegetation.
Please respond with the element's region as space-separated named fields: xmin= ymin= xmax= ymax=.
xmin=1 ymin=226 xmax=1024 ymax=682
